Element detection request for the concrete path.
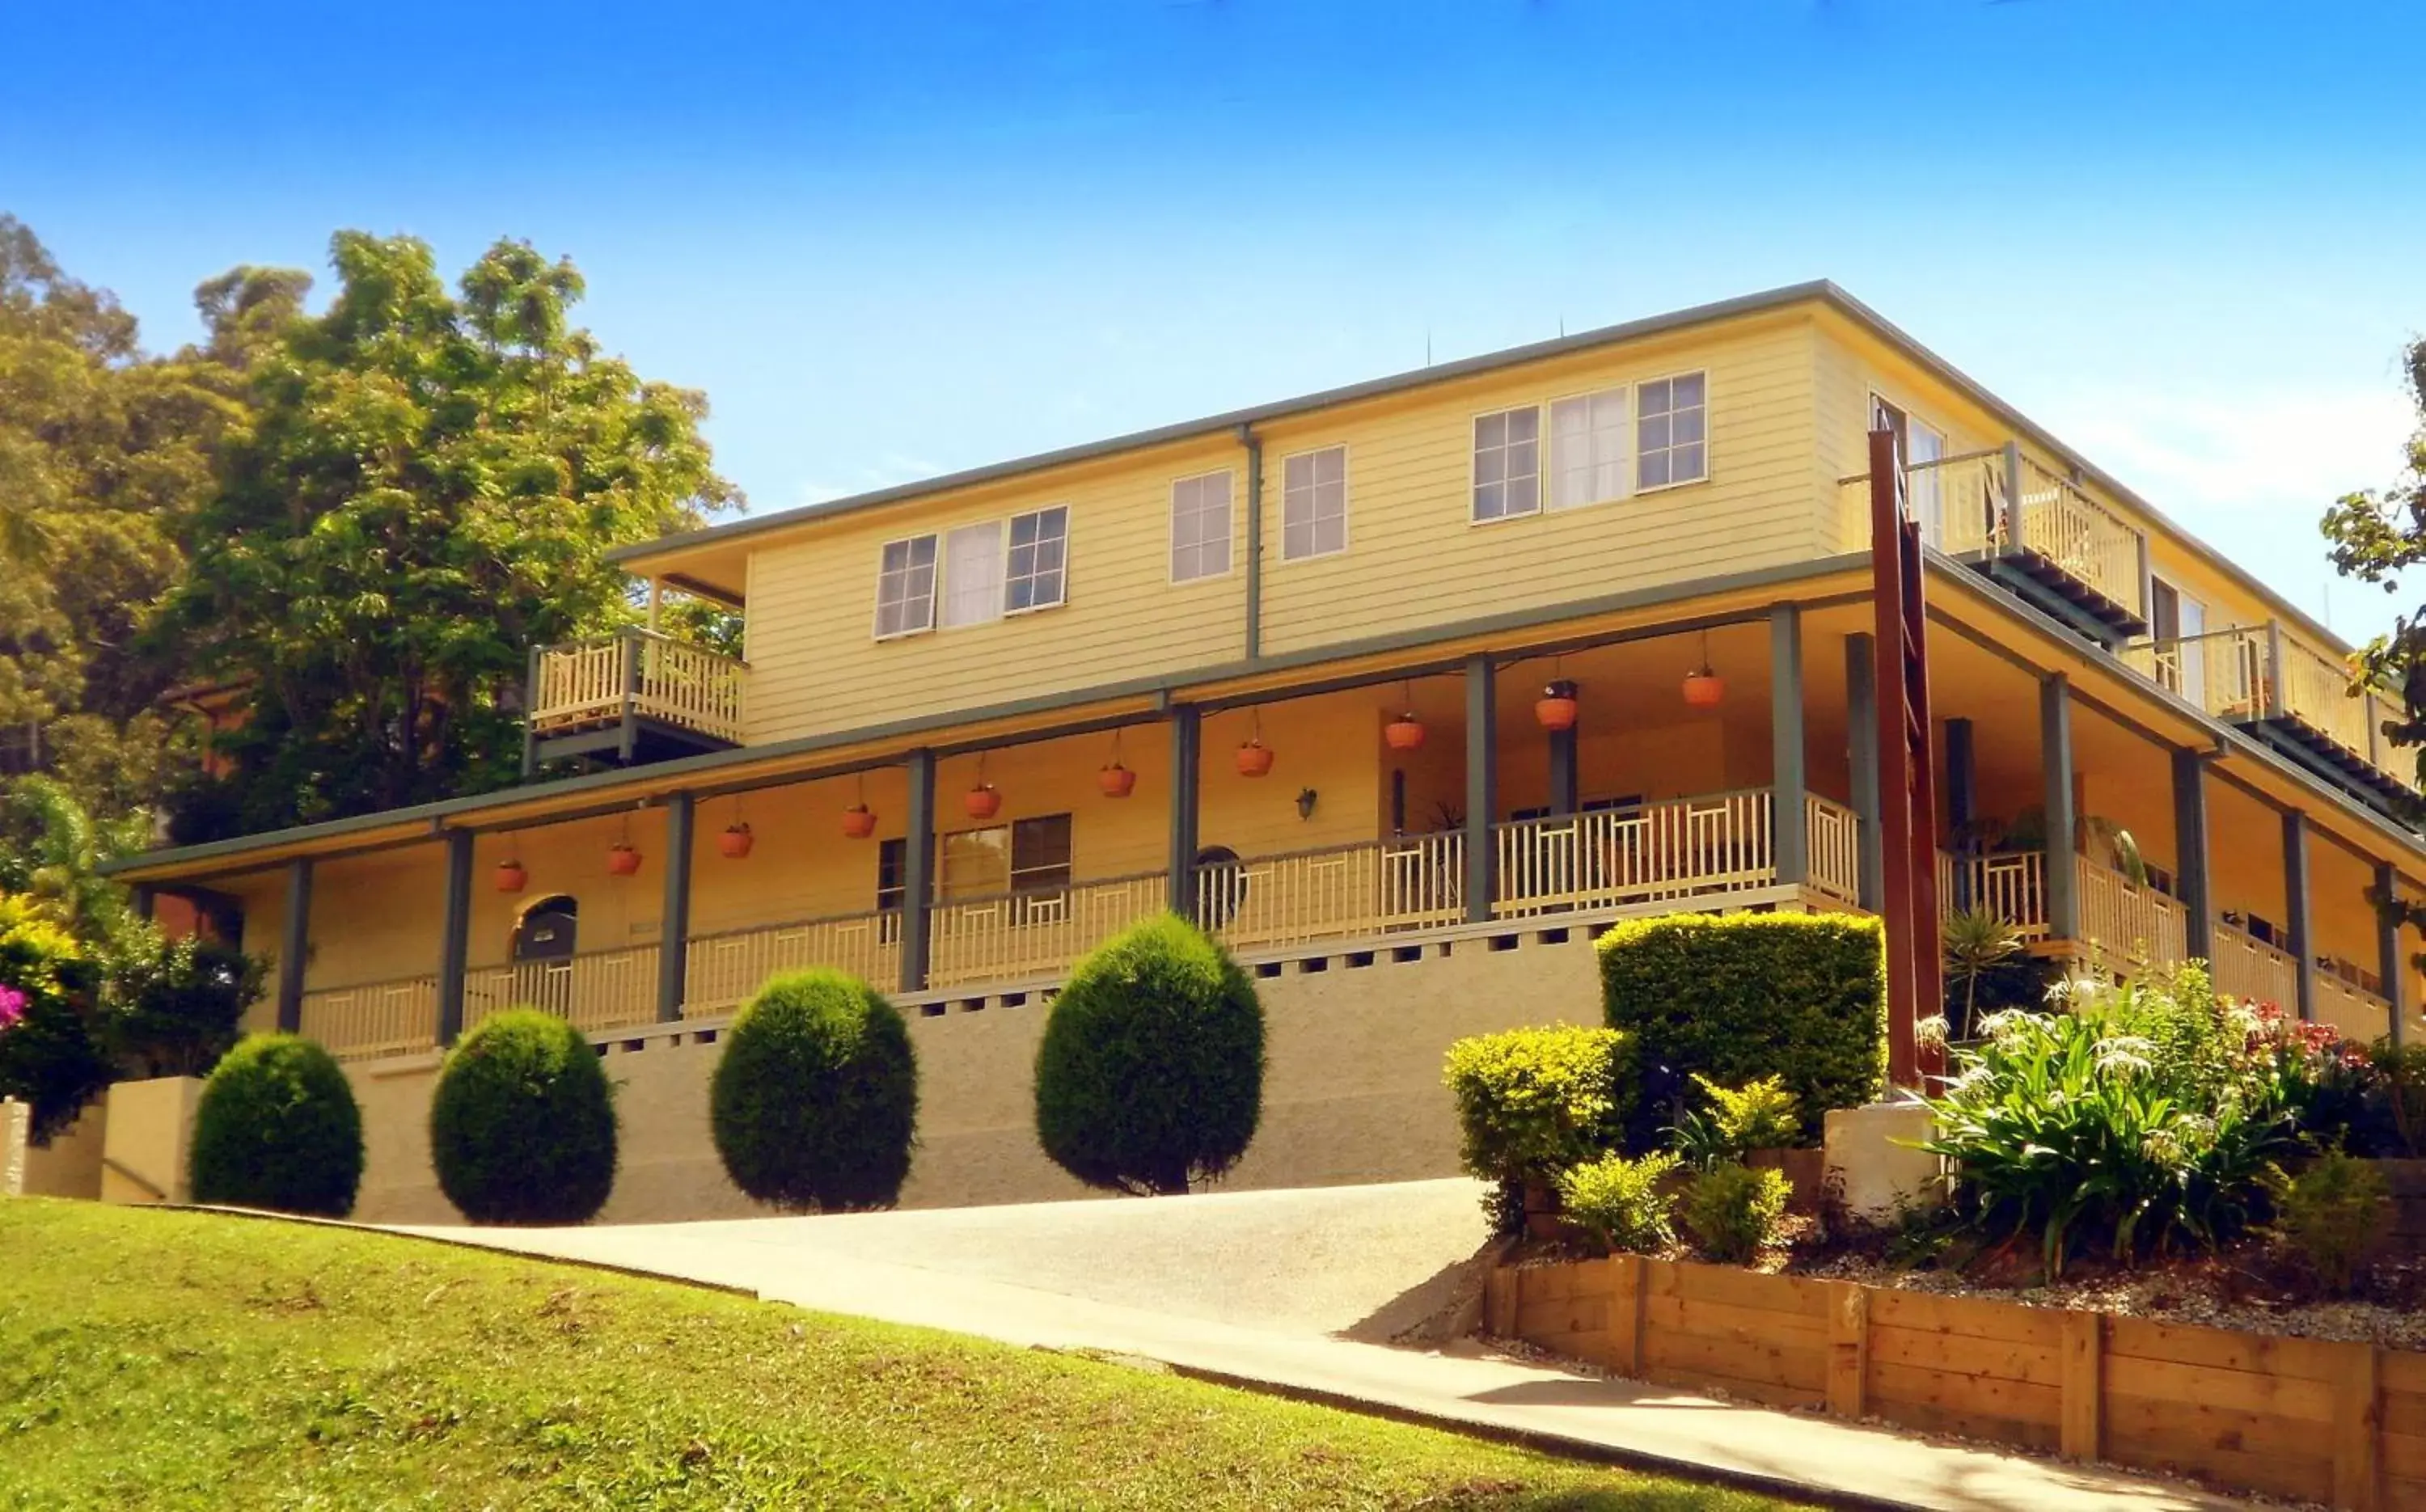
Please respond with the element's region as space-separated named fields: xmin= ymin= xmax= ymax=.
xmin=395 ymin=1180 xmax=2246 ymax=1512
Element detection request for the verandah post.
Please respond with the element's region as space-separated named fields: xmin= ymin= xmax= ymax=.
xmin=1463 ymin=656 xmax=1495 ymax=923
xmin=2379 ymin=862 xmax=2407 ymax=1049
xmin=2041 ymin=674 xmax=2078 ymax=944
xmin=2286 ymin=810 xmax=2316 ymax=1022
xmin=1771 ymin=606 xmax=1807 ymax=890
xmin=656 ymin=792 xmax=694 ymax=1022
xmin=2174 ymin=746 xmax=2214 ymax=962
xmin=900 ymin=749 xmax=935 ymax=995
xmin=436 ymin=828 xmax=473 ymax=1045
xmin=275 ymin=856 xmax=312 ymax=1034
xmin=1166 ymin=705 xmax=1200 ymax=919
xmin=1845 ymin=633 xmax=1882 ymax=911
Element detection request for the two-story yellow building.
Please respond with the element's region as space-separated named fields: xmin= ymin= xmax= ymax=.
xmin=104 ymin=281 xmax=2426 ymax=1213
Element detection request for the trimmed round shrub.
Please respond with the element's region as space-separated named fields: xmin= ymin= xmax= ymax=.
xmin=188 ymin=1033 xmax=364 ymax=1217
xmin=429 ymin=1009 xmax=616 ymax=1225
xmin=712 ymin=969 xmax=918 ymax=1212
xmin=1033 ymin=913 xmax=1264 ymax=1196
xmin=1442 ymin=1025 xmax=1635 ymax=1188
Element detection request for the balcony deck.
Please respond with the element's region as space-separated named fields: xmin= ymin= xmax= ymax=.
xmin=296 ymin=788 xmax=1853 ymax=1062
xmin=525 ymin=629 xmax=747 ymax=770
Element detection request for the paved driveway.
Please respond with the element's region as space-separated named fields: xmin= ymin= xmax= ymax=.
xmin=396 ymin=1179 xmax=2246 ymax=1512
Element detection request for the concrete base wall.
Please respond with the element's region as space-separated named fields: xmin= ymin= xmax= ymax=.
xmin=21 ymin=1102 xmax=107 ymax=1199
xmin=349 ymin=924 xmax=1608 ymax=1224
xmin=99 ymin=1076 xmax=202 ymax=1205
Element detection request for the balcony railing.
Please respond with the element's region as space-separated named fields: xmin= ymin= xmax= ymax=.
xmin=1195 ymin=834 xmax=1463 ymax=949
xmin=931 ymin=872 xmax=1168 ymax=987
xmin=2210 ymin=921 xmax=2298 ymax=1010
xmin=2074 ymin=855 xmax=2188 ymax=974
xmin=463 ymin=943 xmax=662 ymax=1035
xmin=298 ymin=976 xmax=439 ymax=1062
xmin=2120 ymin=624 xmax=2412 ymax=792
xmin=1937 ymin=850 xmax=2052 ymax=942
xmin=530 ymin=628 xmax=746 ymax=745
xmin=1839 ymin=446 xmax=2146 ymax=623
xmin=683 ymin=910 xmax=902 ymax=1019
xmin=2010 ymin=457 xmax=2144 ymax=619
xmin=2315 ymin=969 xmax=2394 ymax=1041
xmin=1492 ymin=789 xmax=1775 ymax=919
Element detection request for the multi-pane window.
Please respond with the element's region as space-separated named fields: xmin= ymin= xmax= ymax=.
xmin=936 ymin=813 xmax=1075 ymax=906
xmin=1548 ymin=389 xmax=1630 ymax=509
xmin=1005 ymin=505 xmax=1068 ymax=612
xmin=941 ymin=521 xmax=1004 ymax=628
xmin=1636 ymin=373 xmax=1708 ymax=490
xmin=1472 ymin=407 xmax=1541 ymax=522
xmin=873 ymin=534 xmax=938 ymax=638
xmin=1169 ymin=471 xmax=1232 ymax=581
xmin=1282 ymin=446 xmax=1347 ymax=560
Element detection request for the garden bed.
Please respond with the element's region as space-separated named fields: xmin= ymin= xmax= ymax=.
xmin=1484 ymin=1250 xmax=2420 ymax=1510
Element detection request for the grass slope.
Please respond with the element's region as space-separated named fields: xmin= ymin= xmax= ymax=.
xmin=0 ymin=1201 xmax=1806 ymax=1510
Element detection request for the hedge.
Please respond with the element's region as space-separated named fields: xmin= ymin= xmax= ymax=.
xmin=188 ymin=1033 xmax=363 ymax=1217
xmin=1599 ymin=911 xmax=1885 ymax=1149
xmin=1033 ymin=913 xmax=1264 ymax=1196
xmin=711 ymin=969 xmax=918 ymax=1212
xmin=429 ymin=1009 xmax=617 ymax=1225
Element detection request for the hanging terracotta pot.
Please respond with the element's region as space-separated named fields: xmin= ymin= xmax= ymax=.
xmin=841 ymin=802 xmax=877 ymax=839
xmin=1683 ymin=667 xmax=1726 ymax=709
xmin=719 ymin=823 xmax=754 ymax=859
xmin=965 ymin=783 xmax=1002 ymax=820
xmin=607 ymin=841 xmax=643 ymax=876
xmin=494 ymin=859 xmax=528 ymax=893
xmin=1384 ymin=713 xmax=1426 ymax=751
xmin=1534 ymin=679 xmax=1579 ymax=732
xmin=1236 ymin=739 xmax=1275 ymax=778
xmin=1097 ymin=762 xmax=1136 ymax=799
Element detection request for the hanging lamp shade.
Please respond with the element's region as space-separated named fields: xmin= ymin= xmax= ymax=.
xmin=1534 ymin=679 xmax=1579 ymax=732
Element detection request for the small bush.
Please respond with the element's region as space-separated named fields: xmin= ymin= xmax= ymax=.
xmin=1557 ymin=1151 xmax=1680 ymax=1255
xmin=1600 ymin=912 xmax=1884 ymax=1149
xmin=1672 ymin=1074 xmax=1802 ymax=1169
xmin=1443 ymin=1025 xmax=1634 ymax=1189
xmin=2268 ymin=1150 xmax=2390 ymax=1294
xmin=712 ymin=969 xmax=918 ymax=1212
xmin=1679 ymin=1162 xmax=1790 ymax=1263
xmin=1033 ymin=914 xmax=1264 ymax=1196
xmin=429 ymin=1009 xmax=616 ymax=1225
xmin=188 ymin=1033 xmax=363 ymax=1217
xmin=102 ymin=932 xmax=264 ymax=1079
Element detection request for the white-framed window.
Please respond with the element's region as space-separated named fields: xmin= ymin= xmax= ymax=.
xmin=1472 ymin=406 xmax=1541 ymax=522
xmin=941 ymin=521 xmax=1004 ymax=628
xmin=873 ymin=534 xmax=938 ymax=639
xmin=1636 ymin=372 xmax=1708 ymax=490
xmin=1548 ymin=388 xmax=1630 ymax=510
xmin=1005 ymin=505 xmax=1068 ymax=612
xmin=1282 ymin=446 xmax=1346 ymax=560
xmin=1169 ymin=471 xmax=1232 ymax=582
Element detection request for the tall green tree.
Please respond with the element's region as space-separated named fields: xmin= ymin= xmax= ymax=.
xmin=2322 ymin=339 xmax=2426 ymax=793
xmin=0 ymin=216 xmax=253 ymax=818
xmin=158 ymin=233 xmax=738 ymax=839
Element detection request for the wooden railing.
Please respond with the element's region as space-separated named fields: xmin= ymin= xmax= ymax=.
xmin=1198 ymin=834 xmax=1462 ymax=949
xmin=2122 ymin=622 xmax=2412 ymax=790
xmin=683 ymin=910 xmax=902 ymax=1018
xmin=2073 ymin=855 xmax=2187 ymax=974
xmin=529 ymin=629 xmax=746 ymax=745
xmin=929 ymin=872 xmax=1168 ymax=987
xmin=2314 ymin=970 xmax=2393 ymax=1043
xmin=1836 ymin=449 xmax=2005 ymax=555
xmin=1492 ymin=788 xmax=1774 ymax=919
xmin=2210 ymin=921 xmax=2298 ymax=1009
xmin=1804 ymin=795 xmax=1861 ymax=904
xmin=2010 ymin=457 xmax=2144 ymax=616
xmin=1936 ymin=850 xmax=2051 ymax=941
xmin=463 ymin=943 xmax=661 ymax=1034
xmin=298 ymin=976 xmax=440 ymax=1061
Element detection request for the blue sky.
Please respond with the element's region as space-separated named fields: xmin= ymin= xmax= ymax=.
xmin=7 ymin=1 xmax=2422 ymax=640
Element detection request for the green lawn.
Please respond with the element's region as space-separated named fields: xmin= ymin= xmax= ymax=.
xmin=0 ymin=1201 xmax=1808 ymax=1510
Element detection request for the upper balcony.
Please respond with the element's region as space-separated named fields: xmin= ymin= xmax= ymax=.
xmin=1842 ymin=442 xmax=2148 ymax=644
xmin=2118 ymin=624 xmax=2417 ymax=809
xmin=523 ymin=628 xmax=748 ymax=772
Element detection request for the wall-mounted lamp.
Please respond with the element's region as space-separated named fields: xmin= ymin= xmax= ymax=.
xmin=1295 ymin=787 xmax=1319 ymax=821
